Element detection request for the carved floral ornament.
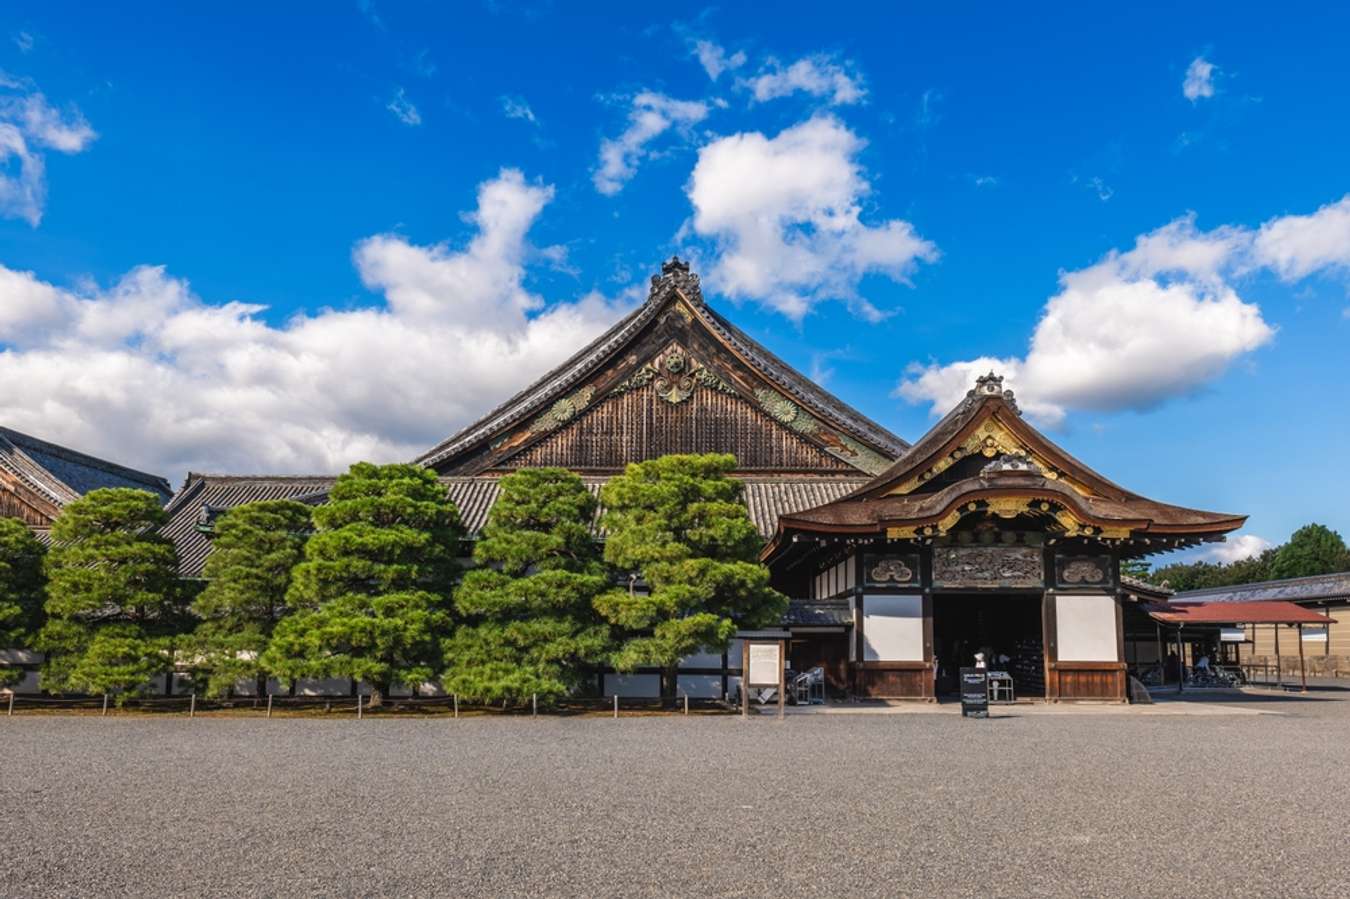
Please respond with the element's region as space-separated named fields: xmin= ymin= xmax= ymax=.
xmin=754 ymin=388 xmax=890 ymax=476
xmin=885 ymin=496 xmax=1133 ymax=541
xmin=609 ymin=346 xmax=737 ymax=405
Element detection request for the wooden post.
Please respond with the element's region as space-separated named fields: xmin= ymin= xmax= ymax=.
xmin=189 ymin=693 xmax=196 ymax=718
xmin=267 ymin=693 xmax=273 ymax=719
xmin=453 ymin=693 xmax=459 ymax=719
xmin=357 ymin=692 xmax=363 ymax=720
xmin=102 ymin=694 xmax=109 ymax=717
xmin=741 ymin=641 xmax=749 ymax=719
xmin=532 ymin=693 xmax=537 ymax=717
xmin=7 ymin=692 xmax=13 ymax=716
xmin=1154 ymin=624 xmax=1164 ymax=683
xmin=683 ymin=693 xmax=689 ymax=716
xmin=1274 ymin=624 xmax=1282 ymax=691
xmin=1298 ymin=624 xmax=1307 ymax=693
xmin=613 ymin=694 xmax=618 ymax=719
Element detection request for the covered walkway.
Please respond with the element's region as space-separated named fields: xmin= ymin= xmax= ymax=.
xmin=1142 ymin=600 xmax=1337 ymax=693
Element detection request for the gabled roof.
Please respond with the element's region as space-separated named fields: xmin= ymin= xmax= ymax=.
xmin=415 ymin=258 xmax=907 ymax=476
xmin=765 ymin=373 xmax=1244 ymax=555
xmin=1173 ymin=572 xmax=1350 ymax=605
xmin=0 ymin=426 xmax=172 ymax=522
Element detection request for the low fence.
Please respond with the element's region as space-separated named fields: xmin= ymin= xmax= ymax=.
xmin=1 ymin=691 xmax=733 ymax=718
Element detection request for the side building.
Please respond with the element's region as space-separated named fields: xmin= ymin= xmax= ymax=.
xmin=763 ymin=373 xmax=1245 ymax=701
xmin=0 ymin=426 xmax=172 ymax=691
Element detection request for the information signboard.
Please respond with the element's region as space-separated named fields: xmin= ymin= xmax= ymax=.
xmin=747 ymin=643 xmax=782 ymax=686
xmin=960 ymin=667 xmax=988 ymax=718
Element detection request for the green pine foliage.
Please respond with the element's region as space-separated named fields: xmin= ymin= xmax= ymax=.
xmin=443 ymin=468 xmax=610 ymax=703
xmin=261 ymin=463 xmax=462 ymax=705
xmin=0 ymin=518 xmax=46 ymax=687
xmin=1145 ymin=522 xmax=1349 ymax=590
xmin=191 ymin=499 xmax=312 ymax=697
xmin=1269 ymin=524 xmax=1350 ymax=580
xmin=595 ymin=453 xmax=787 ymax=698
xmin=37 ymin=488 xmax=181 ymax=699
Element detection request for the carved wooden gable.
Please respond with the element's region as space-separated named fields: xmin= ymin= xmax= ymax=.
xmin=425 ymin=259 xmax=905 ymax=477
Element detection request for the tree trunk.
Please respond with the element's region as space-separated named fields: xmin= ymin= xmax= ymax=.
xmin=662 ymin=665 xmax=678 ymax=710
xmin=366 ymin=681 xmax=391 ymax=709
xmin=256 ymin=673 xmax=268 ymax=701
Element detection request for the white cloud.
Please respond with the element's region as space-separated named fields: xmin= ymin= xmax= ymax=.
xmin=1205 ymin=533 xmax=1272 ymax=564
xmin=686 ymin=115 xmax=937 ymax=321
xmin=1252 ymin=195 xmax=1350 ymax=281
xmin=12 ymin=32 xmax=34 ymax=54
xmin=501 ymin=95 xmax=538 ymax=125
xmin=386 ymin=87 xmax=421 ymax=126
xmin=744 ymin=54 xmax=865 ymax=106
xmin=692 ymin=39 xmax=746 ymax=81
xmin=897 ymin=214 xmax=1274 ymax=423
xmin=1183 ymin=57 xmax=1216 ymax=102
xmin=0 ymin=76 xmax=96 ymax=225
xmin=593 ymin=91 xmax=708 ymax=196
xmin=0 ymin=169 xmax=632 ymax=481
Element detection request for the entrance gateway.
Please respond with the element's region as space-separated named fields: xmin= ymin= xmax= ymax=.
xmin=760 ymin=373 xmax=1246 ymax=702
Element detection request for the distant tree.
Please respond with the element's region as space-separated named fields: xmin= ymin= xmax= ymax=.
xmin=595 ymin=454 xmax=787 ymax=703
xmin=1119 ymin=559 xmax=1150 ymax=581
xmin=443 ymin=468 xmax=610 ymax=703
xmin=38 ymin=488 xmax=181 ymax=699
xmin=0 ymin=518 xmax=46 ymax=687
xmin=262 ymin=463 xmax=462 ymax=707
xmin=1269 ymin=524 xmax=1350 ymax=580
xmin=191 ymin=500 xmax=312 ymax=698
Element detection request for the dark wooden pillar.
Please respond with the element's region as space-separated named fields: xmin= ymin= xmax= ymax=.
xmin=1274 ymin=624 xmax=1282 ymax=690
xmin=1297 ymin=623 xmax=1307 ymax=693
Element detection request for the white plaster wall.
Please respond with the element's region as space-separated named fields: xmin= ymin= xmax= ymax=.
xmin=679 ymin=649 xmax=724 ymax=669
xmin=1056 ymin=594 xmax=1120 ymax=662
xmin=0 ymin=649 xmax=42 ymax=665
xmin=296 ymin=677 xmax=353 ymax=696
xmin=726 ymin=639 xmax=744 ymax=670
xmin=677 ymin=674 xmax=722 ymax=698
xmin=603 ymin=673 xmax=661 ymax=697
xmin=862 ymin=594 xmax=924 ymax=661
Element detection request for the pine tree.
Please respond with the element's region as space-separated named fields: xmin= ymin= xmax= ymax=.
xmin=0 ymin=518 xmax=46 ymax=688
xmin=443 ymin=468 xmax=610 ymax=703
xmin=1270 ymin=523 xmax=1350 ymax=580
xmin=38 ymin=488 xmax=181 ymax=699
xmin=595 ymin=453 xmax=787 ymax=702
xmin=262 ymin=463 xmax=461 ymax=706
xmin=191 ymin=499 xmax=312 ymax=697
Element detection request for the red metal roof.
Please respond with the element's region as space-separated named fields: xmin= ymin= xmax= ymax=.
xmin=1145 ymin=600 xmax=1337 ymax=626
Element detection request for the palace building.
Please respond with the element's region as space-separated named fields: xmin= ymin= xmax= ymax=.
xmin=15 ymin=258 xmax=1333 ymax=701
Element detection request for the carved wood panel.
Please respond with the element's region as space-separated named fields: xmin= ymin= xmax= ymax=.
xmin=932 ymin=545 xmax=1044 ymax=589
xmin=502 ymin=388 xmax=855 ymax=472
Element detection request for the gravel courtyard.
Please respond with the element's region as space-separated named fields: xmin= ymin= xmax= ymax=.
xmin=4 ymin=692 xmax=1348 ymax=898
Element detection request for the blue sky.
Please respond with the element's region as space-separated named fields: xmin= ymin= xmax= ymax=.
xmin=2 ymin=2 xmax=1348 ymax=562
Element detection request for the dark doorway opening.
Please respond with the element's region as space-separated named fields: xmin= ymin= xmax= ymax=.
xmin=933 ymin=594 xmax=1045 ymax=698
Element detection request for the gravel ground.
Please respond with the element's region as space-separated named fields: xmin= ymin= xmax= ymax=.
xmin=3 ymin=692 xmax=1348 ymax=898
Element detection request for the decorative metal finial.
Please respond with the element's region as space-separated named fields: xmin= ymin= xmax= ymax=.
xmin=647 ymin=256 xmax=703 ymax=305
xmin=966 ymin=371 xmax=1020 ymax=415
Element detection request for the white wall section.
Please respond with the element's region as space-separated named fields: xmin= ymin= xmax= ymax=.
xmin=1055 ymin=594 xmax=1120 ymax=662
xmin=862 ymin=594 xmax=924 ymax=661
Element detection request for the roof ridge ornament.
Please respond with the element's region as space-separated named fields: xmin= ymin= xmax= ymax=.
xmin=648 ymin=256 xmax=704 ymax=305
xmin=967 ymin=371 xmax=1021 ymax=415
